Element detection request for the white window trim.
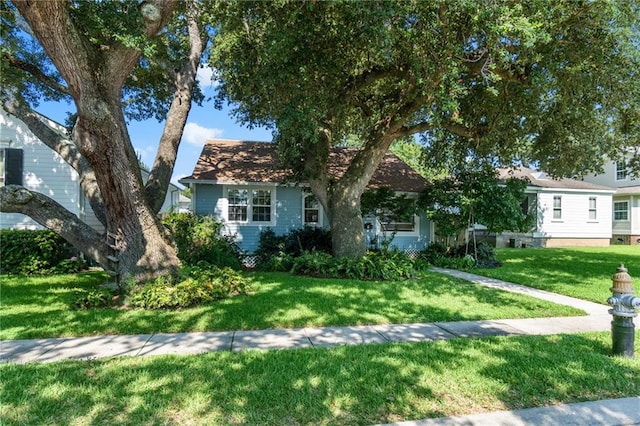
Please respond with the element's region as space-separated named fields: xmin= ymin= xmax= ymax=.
xmin=615 ymin=161 xmax=628 ymax=181
xmin=223 ymin=185 xmax=276 ymax=226
xmin=302 ymin=193 xmax=324 ymax=227
xmin=588 ymin=197 xmax=597 ymax=221
xmin=613 ymin=200 xmax=629 ymax=222
xmin=379 ymin=214 xmax=420 ymax=237
xmin=552 ymin=195 xmax=562 ymax=220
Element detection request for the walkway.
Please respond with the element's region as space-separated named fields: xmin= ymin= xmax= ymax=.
xmin=2 ymin=268 xmax=638 ymax=425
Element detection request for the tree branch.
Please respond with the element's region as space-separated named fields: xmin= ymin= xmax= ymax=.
xmin=2 ymin=100 xmax=107 ymax=226
xmin=2 ymin=52 xmax=71 ymax=95
xmin=0 ymin=185 xmax=114 ymax=273
xmin=145 ymin=0 xmax=206 ymax=213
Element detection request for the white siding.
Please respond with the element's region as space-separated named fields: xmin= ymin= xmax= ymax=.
xmin=0 ymin=111 xmax=81 ymax=229
xmin=535 ymin=190 xmax=612 ymax=239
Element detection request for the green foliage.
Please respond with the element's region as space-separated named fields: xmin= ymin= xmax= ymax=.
xmin=0 ymin=229 xmax=84 ymax=275
xmin=73 ymin=288 xmax=115 ymax=310
xmin=420 ymin=162 xmax=534 ymax=238
xmin=291 ymin=249 xmax=415 ymax=281
xmin=420 ymin=241 xmax=500 ymax=269
xmin=255 ymin=227 xmax=332 ymax=270
xmin=163 ymin=213 xmax=242 ymax=269
xmin=212 ymin=1 xmax=639 ymax=181
xmin=129 ymin=263 xmax=252 ymax=310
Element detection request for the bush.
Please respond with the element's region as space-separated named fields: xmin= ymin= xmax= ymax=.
xmin=128 ymin=262 xmax=252 ymax=310
xmin=73 ymin=288 xmax=115 ymax=309
xmin=163 ymin=213 xmax=243 ymax=269
xmin=0 ymin=229 xmax=83 ymax=275
xmin=420 ymin=241 xmax=501 ymax=269
xmin=283 ymin=226 xmax=332 ymax=257
xmin=291 ymin=249 xmax=415 ymax=281
xmin=255 ymin=227 xmax=332 ymax=270
xmin=254 ymin=228 xmax=287 ymax=264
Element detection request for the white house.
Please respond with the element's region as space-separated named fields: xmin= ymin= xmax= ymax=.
xmin=583 ymin=155 xmax=640 ymax=245
xmin=0 ymin=110 xmax=185 ymax=231
xmin=493 ymin=167 xmax=615 ymax=248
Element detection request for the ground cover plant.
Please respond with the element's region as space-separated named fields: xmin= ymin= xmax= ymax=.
xmin=0 ymin=270 xmax=583 ymax=340
xmin=1 ymin=332 xmax=638 ymax=425
xmin=469 ymin=247 xmax=640 ymax=304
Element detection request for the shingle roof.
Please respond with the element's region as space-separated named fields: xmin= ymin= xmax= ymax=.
xmin=182 ymin=139 xmax=428 ymax=193
xmin=498 ymin=167 xmax=614 ymax=191
xmin=616 ymin=184 xmax=640 ymax=195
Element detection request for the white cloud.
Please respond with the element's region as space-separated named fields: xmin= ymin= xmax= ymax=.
xmin=183 ymin=122 xmax=223 ymax=146
xmin=196 ymin=65 xmax=220 ymax=89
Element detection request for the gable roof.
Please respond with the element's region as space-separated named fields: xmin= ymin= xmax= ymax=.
xmin=498 ymin=167 xmax=614 ymax=192
xmin=181 ymin=139 xmax=428 ymax=192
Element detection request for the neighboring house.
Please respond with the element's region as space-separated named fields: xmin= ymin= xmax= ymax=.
xmin=0 ymin=110 xmax=185 ymax=231
xmin=179 ymin=139 xmax=432 ymax=254
xmin=489 ymin=167 xmax=615 ymax=248
xmin=583 ymin=156 xmax=640 ymax=245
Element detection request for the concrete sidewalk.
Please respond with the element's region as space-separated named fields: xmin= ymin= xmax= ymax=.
xmin=377 ymin=397 xmax=640 ymax=426
xmin=0 ymin=314 xmax=613 ymax=364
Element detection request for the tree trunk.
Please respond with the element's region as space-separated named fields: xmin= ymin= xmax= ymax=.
xmin=312 ymin=129 xmax=398 ymax=258
xmin=73 ymin=100 xmax=181 ymax=283
xmin=11 ymin=0 xmax=183 ymax=283
xmin=327 ymin=185 xmax=366 ymax=258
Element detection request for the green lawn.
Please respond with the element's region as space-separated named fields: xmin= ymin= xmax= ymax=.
xmin=1 ymin=332 xmax=638 ymax=425
xmin=1 ymin=270 xmax=583 ymax=340
xmin=470 ymin=246 xmax=640 ymax=303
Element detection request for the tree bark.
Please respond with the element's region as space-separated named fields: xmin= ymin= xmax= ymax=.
xmin=309 ymin=125 xmax=399 ymax=258
xmin=12 ymin=0 xmax=182 ymax=283
xmin=145 ymin=2 xmax=207 ymax=213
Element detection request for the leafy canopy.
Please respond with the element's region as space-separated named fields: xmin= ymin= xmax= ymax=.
xmin=210 ymin=0 xmax=639 ymax=178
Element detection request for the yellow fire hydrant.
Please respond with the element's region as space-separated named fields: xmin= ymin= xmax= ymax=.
xmin=607 ymin=264 xmax=640 ymax=357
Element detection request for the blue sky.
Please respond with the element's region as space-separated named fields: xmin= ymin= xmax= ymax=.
xmin=37 ymin=65 xmax=272 ymax=188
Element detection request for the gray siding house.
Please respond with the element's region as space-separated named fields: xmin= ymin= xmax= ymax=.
xmin=180 ymin=139 xmax=432 ymax=254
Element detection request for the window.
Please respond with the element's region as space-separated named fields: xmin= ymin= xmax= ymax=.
xmin=588 ymin=197 xmax=597 ymax=220
xmin=303 ymin=194 xmax=321 ymax=226
xmin=616 ymin=161 xmax=628 ymax=181
xmin=228 ymin=189 xmax=248 ymax=221
xmin=251 ymin=189 xmax=271 ymax=222
xmin=379 ymin=209 xmax=417 ymax=233
xmin=226 ymin=187 xmax=273 ymax=223
xmin=614 ymin=201 xmax=629 ymax=221
xmin=553 ymin=196 xmax=562 ymax=219
xmin=0 ymin=148 xmax=23 ymax=187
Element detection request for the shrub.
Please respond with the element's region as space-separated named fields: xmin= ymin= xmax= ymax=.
xmin=73 ymin=288 xmax=115 ymax=309
xmin=419 ymin=242 xmax=450 ymax=264
xmin=128 ymin=262 xmax=252 ymax=310
xmin=163 ymin=213 xmax=243 ymax=269
xmin=255 ymin=227 xmax=332 ymax=270
xmin=421 ymin=241 xmax=501 ymax=269
xmin=254 ymin=228 xmax=287 ymax=264
xmin=0 ymin=229 xmax=82 ymax=275
xmin=52 ymin=256 xmax=88 ymax=274
xmin=283 ymin=226 xmax=332 ymax=257
xmin=291 ymin=249 xmax=415 ymax=281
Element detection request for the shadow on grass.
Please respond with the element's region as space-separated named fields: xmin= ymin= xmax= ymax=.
xmin=1 ymin=271 xmax=581 ymax=340
xmin=2 ymin=333 xmax=638 ymax=425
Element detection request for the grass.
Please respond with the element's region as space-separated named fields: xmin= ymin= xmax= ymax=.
xmin=1 ymin=332 xmax=638 ymax=425
xmin=469 ymin=246 xmax=640 ymax=304
xmin=0 ymin=270 xmax=583 ymax=340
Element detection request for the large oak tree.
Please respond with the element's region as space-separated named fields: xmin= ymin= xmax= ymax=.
xmin=0 ymin=0 xmax=208 ymax=283
xmin=210 ymin=0 xmax=639 ymax=258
